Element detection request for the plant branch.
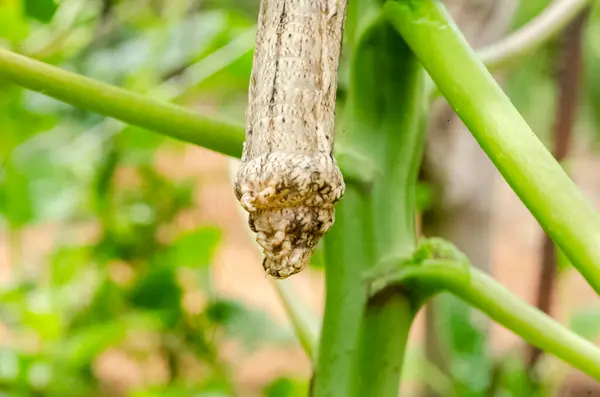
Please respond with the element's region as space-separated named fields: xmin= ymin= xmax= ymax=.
xmin=314 ymin=187 xmax=374 ymax=397
xmin=86 ymin=27 xmax=256 ymax=153
xmin=426 ymin=0 xmax=590 ymax=101
xmin=314 ymin=2 xmax=426 ymax=393
xmin=0 ymin=0 xmax=583 ymax=157
xmin=527 ymin=6 xmax=589 ymax=371
xmin=386 ymin=0 xmax=600 ymax=295
xmin=271 ymin=279 xmax=319 ymax=361
xmin=372 ymin=261 xmax=600 ymax=381
xmin=0 ymin=49 xmax=245 ymax=158
xmin=478 ymin=0 xmax=592 ymax=71
xmin=151 ymin=27 xmax=256 ymax=99
xmin=226 ymin=159 xmax=320 ymax=361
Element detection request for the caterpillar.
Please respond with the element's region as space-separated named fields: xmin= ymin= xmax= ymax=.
xmin=233 ymin=0 xmax=347 ymax=279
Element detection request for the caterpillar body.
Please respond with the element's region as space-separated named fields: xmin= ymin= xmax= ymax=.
xmin=233 ymin=0 xmax=347 ymax=278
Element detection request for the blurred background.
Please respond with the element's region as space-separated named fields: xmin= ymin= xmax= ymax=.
xmin=0 ymin=0 xmax=600 ymax=396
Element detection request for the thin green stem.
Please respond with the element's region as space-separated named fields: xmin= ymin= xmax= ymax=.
xmin=90 ymin=28 xmax=256 ymax=152
xmin=478 ymin=0 xmax=591 ymax=70
xmin=0 ymin=0 xmax=582 ymax=159
xmin=426 ymin=0 xmax=591 ymax=101
xmin=386 ymin=0 xmax=600 ymax=295
xmin=150 ymin=27 xmax=256 ymax=100
xmin=375 ymin=261 xmax=600 ymax=381
xmin=271 ymin=279 xmax=319 ymax=361
xmin=0 ymin=49 xmax=244 ymax=158
xmin=226 ymin=159 xmax=320 ymax=362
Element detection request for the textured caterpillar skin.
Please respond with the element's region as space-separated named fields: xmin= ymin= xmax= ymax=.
xmin=234 ymin=0 xmax=347 ymax=279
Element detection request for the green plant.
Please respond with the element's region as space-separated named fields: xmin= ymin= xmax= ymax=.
xmin=2 ymin=0 xmax=600 ymax=396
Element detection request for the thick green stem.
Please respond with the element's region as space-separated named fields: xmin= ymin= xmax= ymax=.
xmin=375 ymin=261 xmax=600 ymax=381
xmin=350 ymin=30 xmax=425 ymax=397
xmin=314 ymin=2 xmax=426 ymax=394
xmin=354 ymin=288 xmax=414 ymax=396
xmin=315 ymin=187 xmax=374 ymax=397
xmin=386 ymin=0 xmax=600 ymax=295
xmin=0 ymin=49 xmax=244 ymax=158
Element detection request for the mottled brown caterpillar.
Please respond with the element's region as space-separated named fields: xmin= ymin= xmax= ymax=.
xmin=233 ymin=0 xmax=347 ymax=278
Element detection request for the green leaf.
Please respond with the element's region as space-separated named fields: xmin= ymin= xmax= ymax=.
xmin=129 ymin=265 xmax=182 ymax=327
xmin=169 ymin=227 xmax=221 ymax=269
xmin=22 ymin=308 xmax=63 ymax=342
xmin=400 ymin=347 xmax=453 ymax=396
xmin=205 ymin=299 xmax=292 ymax=351
xmin=129 ymin=383 xmax=233 ymax=397
xmin=24 ymin=0 xmax=58 ymax=23
xmin=119 ymin=126 xmax=165 ymax=166
xmin=69 ymin=280 xmax=126 ymax=327
xmin=0 ymin=1 xmax=28 ymax=41
xmin=60 ymin=321 xmax=126 ymax=368
xmin=493 ymin=355 xmax=542 ymax=397
xmin=49 ymin=246 xmax=91 ymax=286
xmin=0 ymin=160 xmax=35 ymax=227
xmin=436 ymin=293 xmax=492 ymax=395
xmin=415 ymin=181 xmax=434 ymax=212
xmin=570 ymin=306 xmax=600 ymax=341
xmin=263 ymin=377 xmax=309 ymax=397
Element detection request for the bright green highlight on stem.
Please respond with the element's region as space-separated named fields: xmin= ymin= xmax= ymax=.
xmin=374 ymin=260 xmax=600 ymax=381
xmin=386 ymin=0 xmax=600 ymax=295
xmin=0 ymin=49 xmax=245 ymax=158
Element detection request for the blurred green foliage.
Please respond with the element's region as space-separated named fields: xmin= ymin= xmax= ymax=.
xmin=0 ymin=0 xmax=309 ymax=396
xmin=2 ymin=0 xmax=600 ymax=396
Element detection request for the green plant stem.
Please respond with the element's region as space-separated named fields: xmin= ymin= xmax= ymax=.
xmin=478 ymin=0 xmax=591 ymax=70
xmin=226 ymin=159 xmax=320 ymax=362
xmin=374 ymin=261 xmax=600 ymax=381
xmin=0 ymin=49 xmax=244 ymax=158
xmin=151 ymin=27 xmax=256 ymax=100
xmin=90 ymin=27 xmax=256 ymax=154
xmin=350 ymin=35 xmax=425 ymax=397
xmin=313 ymin=3 xmax=426 ymax=394
xmin=355 ymin=288 xmax=414 ymax=397
xmin=0 ymin=0 xmax=582 ymax=157
xmin=386 ymin=0 xmax=600 ymax=295
xmin=271 ymin=279 xmax=319 ymax=361
xmin=314 ymin=187 xmax=373 ymax=397
xmin=312 ymin=4 xmax=382 ymax=396
xmin=427 ymin=0 xmax=591 ymax=102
